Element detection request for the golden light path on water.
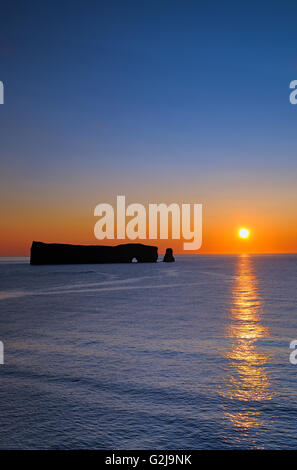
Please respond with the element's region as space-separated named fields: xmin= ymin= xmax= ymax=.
xmin=222 ymin=254 xmax=272 ymax=431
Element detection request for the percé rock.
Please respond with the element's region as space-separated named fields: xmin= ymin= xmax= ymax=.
xmin=30 ymin=241 xmax=158 ymax=265
xmin=163 ymin=248 xmax=175 ymax=262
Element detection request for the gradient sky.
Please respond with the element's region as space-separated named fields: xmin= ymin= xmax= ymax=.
xmin=1 ymin=0 xmax=297 ymax=255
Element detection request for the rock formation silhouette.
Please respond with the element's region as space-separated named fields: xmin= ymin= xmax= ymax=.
xmin=30 ymin=241 xmax=158 ymax=265
xmin=163 ymin=248 xmax=175 ymax=262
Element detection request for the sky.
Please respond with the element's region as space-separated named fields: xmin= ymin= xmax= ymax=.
xmin=1 ymin=0 xmax=297 ymax=255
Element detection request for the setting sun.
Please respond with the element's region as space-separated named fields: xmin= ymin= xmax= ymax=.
xmin=239 ymin=228 xmax=250 ymax=239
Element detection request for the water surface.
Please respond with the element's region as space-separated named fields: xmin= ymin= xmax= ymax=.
xmin=0 ymin=254 xmax=296 ymax=449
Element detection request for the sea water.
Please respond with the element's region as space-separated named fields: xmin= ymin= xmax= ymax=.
xmin=0 ymin=254 xmax=296 ymax=449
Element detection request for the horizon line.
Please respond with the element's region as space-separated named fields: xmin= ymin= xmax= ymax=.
xmin=1 ymin=251 xmax=297 ymax=258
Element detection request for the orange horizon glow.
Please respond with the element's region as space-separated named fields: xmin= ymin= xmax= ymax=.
xmin=1 ymin=184 xmax=297 ymax=256
xmin=1 ymin=207 xmax=297 ymax=256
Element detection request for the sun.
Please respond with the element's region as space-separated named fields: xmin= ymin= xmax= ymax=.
xmin=238 ymin=228 xmax=250 ymax=239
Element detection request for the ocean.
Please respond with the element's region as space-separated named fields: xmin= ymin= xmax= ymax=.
xmin=0 ymin=254 xmax=296 ymax=449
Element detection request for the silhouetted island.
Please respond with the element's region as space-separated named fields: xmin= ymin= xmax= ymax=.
xmin=163 ymin=248 xmax=175 ymax=262
xmin=30 ymin=241 xmax=159 ymax=265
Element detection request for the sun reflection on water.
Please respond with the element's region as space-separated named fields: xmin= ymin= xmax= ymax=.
xmin=222 ymin=254 xmax=272 ymax=430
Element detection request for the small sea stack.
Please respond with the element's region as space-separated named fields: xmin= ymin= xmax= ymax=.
xmin=163 ymin=248 xmax=175 ymax=262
